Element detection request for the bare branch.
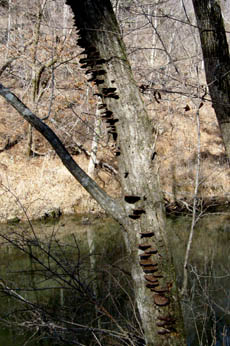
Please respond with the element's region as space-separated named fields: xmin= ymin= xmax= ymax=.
xmin=0 ymin=82 xmax=125 ymax=222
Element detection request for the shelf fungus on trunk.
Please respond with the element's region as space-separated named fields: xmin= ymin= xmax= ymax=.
xmin=124 ymin=195 xmax=141 ymax=203
xmin=101 ymin=110 xmax=113 ymax=118
xmin=144 ymin=274 xmax=159 ymax=283
xmin=151 ymin=273 xmax=163 ymax=279
xmin=133 ymin=209 xmax=145 ymax=215
xmin=144 ymin=247 xmax=158 ymax=255
xmin=129 ymin=214 xmax=140 ymax=220
xmin=156 ymin=321 xmax=169 ymax=328
xmin=140 ymin=231 xmax=154 ymax=238
xmin=138 ymin=243 xmax=152 ymax=251
xmin=157 ymin=315 xmax=175 ymax=327
xmin=129 ymin=210 xmax=146 ymax=220
xmin=158 ymin=315 xmax=174 ymax=322
xmin=143 ymin=266 xmax=159 ymax=274
xmin=140 ymin=259 xmax=157 ymax=267
xmin=153 ymin=294 xmax=170 ymax=307
xmin=157 ymin=329 xmax=171 ymax=335
xmin=151 ymin=286 xmax=169 ymax=293
xmin=139 ymin=253 xmax=151 ymax=260
xmin=146 ymin=282 xmax=159 ymax=289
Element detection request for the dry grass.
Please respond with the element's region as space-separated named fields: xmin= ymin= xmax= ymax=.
xmin=0 ymin=144 xmax=120 ymax=222
xmin=154 ymin=101 xmax=230 ymax=203
xmin=0 ymin=96 xmax=230 ymax=222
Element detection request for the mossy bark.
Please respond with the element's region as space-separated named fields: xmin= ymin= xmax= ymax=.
xmin=192 ymin=0 xmax=230 ymax=159
xmin=66 ymin=1 xmax=186 ymax=344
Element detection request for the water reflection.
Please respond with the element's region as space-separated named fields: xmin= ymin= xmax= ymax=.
xmin=0 ymin=212 xmax=230 ymax=345
xmin=167 ymin=213 xmax=230 ymax=346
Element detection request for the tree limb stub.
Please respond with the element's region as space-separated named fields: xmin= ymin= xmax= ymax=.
xmin=0 ymin=82 xmax=125 ymax=222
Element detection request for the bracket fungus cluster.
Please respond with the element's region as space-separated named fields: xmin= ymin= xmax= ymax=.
xmin=78 ymin=25 xmax=178 ymax=335
xmin=139 ymin=232 xmax=175 ymax=335
xmin=77 ymin=35 xmax=119 ymax=150
xmin=126 ymin=201 xmax=175 ymax=336
xmin=124 ymin=195 xmax=146 ymax=220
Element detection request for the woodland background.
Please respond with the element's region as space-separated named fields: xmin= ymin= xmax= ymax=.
xmin=0 ymin=0 xmax=230 ymax=221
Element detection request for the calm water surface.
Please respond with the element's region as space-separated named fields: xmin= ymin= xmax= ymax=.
xmin=0 ymin=212 xmax=230 ymax=345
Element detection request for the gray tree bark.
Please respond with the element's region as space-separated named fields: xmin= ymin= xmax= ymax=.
xmin=192 ymin=0 xmax=230 ymax=159
xmin=66 ymin=1 xmax=186 ymax=345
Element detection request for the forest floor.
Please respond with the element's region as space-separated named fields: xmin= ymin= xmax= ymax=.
xmin=0 ymin=97 xmax=230 ymax=222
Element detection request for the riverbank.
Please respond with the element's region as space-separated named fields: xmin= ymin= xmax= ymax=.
xmin=0 ymin=150 xmax=120 ymax=222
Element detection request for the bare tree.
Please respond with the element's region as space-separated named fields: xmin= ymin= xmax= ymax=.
xmin=0 ymin=0 xmax=186 ymax=344
xmin=192 ymin=0 xmax=230 ymax=159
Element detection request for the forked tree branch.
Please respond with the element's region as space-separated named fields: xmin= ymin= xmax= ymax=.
xmin=0 ymin=83 xmax=125 ymax=222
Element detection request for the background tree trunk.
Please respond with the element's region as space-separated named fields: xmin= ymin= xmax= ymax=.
xmin=66 ymin=1 xmax=186 ymax=345
xmin=192 ymin=0 xmax=230 ymax=159
xmin=27 ymin=1 xmax=46 ymax=156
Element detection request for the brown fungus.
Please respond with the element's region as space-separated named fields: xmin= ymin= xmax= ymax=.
xmin=95 ymin=69 xmax=106 ymax=75
xmin=156 ymin=321 xmax=168 ymax=328
xmin=104 ymin=94 xmax=119 ymax=99
xmin=157 ymin=329 xmax=171 ymax=335
xmin=139 ymin=243 xmax=151 ymax=251
xmin=151 ymin=286 xmax=169 ymax=294
xmin=110 ymin=132 xmax=118 ymax=141
xmin=145 ymin=247 xmax=158 ymax=255
xmin=94 ymin=79 xmax=104 ymax=85
xmin=133 ymin=209 xmax=145 ymax=215
xmin=95 ymin=58 xmax=106 ymax=65
xmin=102 ymin=87 xmax=117 ymax=94
xmin=146 ymin=282 xmax=159 ymax=289
xmin=143 ymin=267 xmax=158 ymax=274
xmin=140 ymin=259 xmax=157 ymax=267
xmin=140 ymin=232 xmax=154 ymax=238
xmin=153 ymin=294 xmax=170 ymax=307
xmin=158 ymin=315 xmax=175 ymax=323
xmin=151 ymin=273 xmax=163 ymax=279
xmin=106 ymin=119 xmax=119 ymax=125
xmin=144 ymin=274 xmax=159 ymax=283
xmin=80 ymin=63 xmax=88 ymax=69
xmin=125 ymin=195 xmax=141 ymax=204
xmin=158 ymin=315 xmax=170 ymax=321
xmin=129 ymin=214 xmax=140 ymax=220
xmin=139 ymin=253 xmax=151 ymax=260
xmin=107 ymin=124 xmax=116 ymax=132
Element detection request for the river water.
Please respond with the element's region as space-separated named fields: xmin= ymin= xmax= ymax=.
xmin=0 ymin=212 xmax=230 ymax=345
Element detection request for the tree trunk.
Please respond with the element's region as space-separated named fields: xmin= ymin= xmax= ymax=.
xmin=27 ymin=1 xmax=43 ymax=157
xmin=66 ymin=1 xmax=186 ymax=345
xmin=192 ymin=0 xmax=230 ymax=159
xmin=0 ymin=0 xmax=186 ymax=343
xmin=87 ymin=97 xmax=101 ymax=326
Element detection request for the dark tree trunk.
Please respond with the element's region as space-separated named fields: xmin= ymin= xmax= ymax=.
xmin=192 ymin=0 xmax=230 ymax=159
xmin=66 ymin=1 xmax=186 ymax=345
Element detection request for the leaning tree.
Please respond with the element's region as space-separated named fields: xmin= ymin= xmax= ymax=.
xmin=0 ymin=0 xmax=186 ymax=344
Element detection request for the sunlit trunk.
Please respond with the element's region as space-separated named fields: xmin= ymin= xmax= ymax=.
xmin=67 ymin=1 xmax=186 ymax=344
